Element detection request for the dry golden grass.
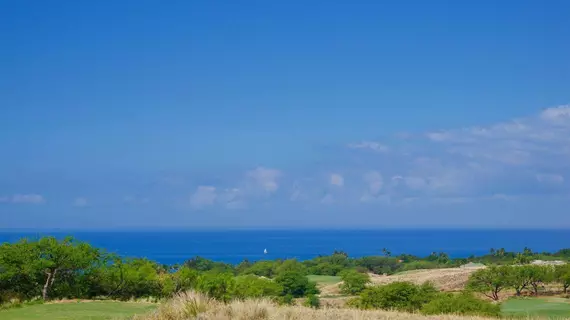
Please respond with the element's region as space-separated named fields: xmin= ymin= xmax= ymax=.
xmin=318 ymin=267 xmax=484 ymax=297
xmin=134 ymin=291 xmax=500 ymax=320
xmin=368 ymin=267 xmax=485 ymax=291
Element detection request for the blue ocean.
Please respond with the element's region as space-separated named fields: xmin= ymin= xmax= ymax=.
xmin=0 ymin=229 xmax=568 ymax=265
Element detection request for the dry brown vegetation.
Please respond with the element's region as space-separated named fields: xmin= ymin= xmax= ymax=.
xmin=319 ymin=267 xmax=484 ymax=296
xmin=369 ymin=267 xmax=485 ymax=291
xmin=134 ymin=291 xmax=500 ymax=320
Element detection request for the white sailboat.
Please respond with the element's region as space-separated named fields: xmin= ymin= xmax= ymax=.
xmin=263 ymin=248 xmax=268 ymax=254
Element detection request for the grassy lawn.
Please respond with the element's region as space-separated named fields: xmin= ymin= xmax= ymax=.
xmin=501 ymin=297 xmax=570 ymax=318
xmin=0 ymin=301 xmax=156 ymax=320
xmin=307 ymin=275 xmax=341 ymax=285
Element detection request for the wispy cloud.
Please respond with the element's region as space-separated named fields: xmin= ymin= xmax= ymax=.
xmin=190 ymin=186 xmax=217 ymax=209
xmin=1 ymin=194 xmax=46 ymax=204
xmin=348 ymin=141 xmax=389 ymax=152
xmin=246 ymin=167 xmax=282 ymax=194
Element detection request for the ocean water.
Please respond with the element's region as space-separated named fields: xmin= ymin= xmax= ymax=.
xmin=0 ymin=229 xmax=568 ymax=265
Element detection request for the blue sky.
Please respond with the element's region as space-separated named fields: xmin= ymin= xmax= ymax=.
xmin=1 ymin=0 xmax=569 ymax=229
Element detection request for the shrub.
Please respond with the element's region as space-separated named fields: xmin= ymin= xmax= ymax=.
xmin=339 ymin=269 xmax=370 ymax=295
xmin=421 ymin=292 xmax=501 ymax=317
xmin=304 ymin=294 xmax=320 ymax=309
xmin=232 ymin=275 xmax=282 ymax=299
xmin=195 ymin=272 xmax=235 ymax=302
xmin=274 ymin=271 xmax=319 ymax=298
xmin=351 ymin=282 xmax=439 ymax=312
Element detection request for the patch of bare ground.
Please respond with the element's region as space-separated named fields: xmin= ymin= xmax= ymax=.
xmin=369 ymin=267 xmax=485 ymax=291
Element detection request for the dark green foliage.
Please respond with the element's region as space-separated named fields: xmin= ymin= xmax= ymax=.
xmin=241 ymin=260 xmax=278 ymax=278
xmin=421 ymin=292 xmax=501 ymax=317
xmin=195 ymin=272 xmax=236 ymax=302
xmin=555 ymin=264 xmax=570 ymax=293
xmin=304 ymin=294 xmax=320 ymax=309
xmin=353 ymin=256 xmax=400 ymax=275
xmin=351 ymin=282 xmax=439 ymax=312
xmin=274 ymin=270 xmax=319 ymax=298
xmin=467 ymin=266 xmax=510 ymax=301
xmin=232 ymin=275 xmax=282 ymax=298
xmin=184 ymin=256 xmax=235 ymax=274
xmin=303 ymin=253 xmax=351 ymax=276
xmin=339 ymin=269 xmax=370 ymax=295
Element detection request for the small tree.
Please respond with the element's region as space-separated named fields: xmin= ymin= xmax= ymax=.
xmin=527 ymin=265 xmax=554 ymax=296
xmin=507 ymin=265 xmax=531 ymax=296
xmin=36 ymin=237 xmax=100 ymax=300
xmin=466 ymin=266 xmax=509 ymax=301
xmin=304 ymin=294 xmax=320 ymax=308
xmin=340 ymin=270 xmax=370 ymax=295
xmin=555 ymin=264 xmax=570 ymax=293
xmin=274 ymin=270 xmax=319 ymax=298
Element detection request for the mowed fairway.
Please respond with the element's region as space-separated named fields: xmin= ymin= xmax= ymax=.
xmin=0 ymin=301 xmax=156 ymax=320
xmin=501 ymin=298 xmax=570 ymax=318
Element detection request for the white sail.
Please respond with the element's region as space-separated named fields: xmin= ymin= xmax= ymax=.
xmin=263 ymin=248 xmax=268 ymax=254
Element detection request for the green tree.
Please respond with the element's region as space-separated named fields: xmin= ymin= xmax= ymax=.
xmin=172 ymin=266 xmax=199 ymax=292
xmin=527 ymin=265 xmax=554 ymax=296
xmin=352 ymin=282 xmax=438 ymax=312
xmin=35 ymin=237 xmax=100 ymax=300
xmin=514 ymin=253 xmax=531 ymax=265
xmin=275 ymin=259 xmax=307 ymax=276
xmin=554 ymin=264 xmax=570 ymax=293
xmin=232 ymin=275 xmax=282 ymax=298
xmin=339 ymin=270 xmax=370 ymax=295
xmin=195 ymin=272 xmax=236 ymax=302
xmin=467 ymin=266 xmax=510 ymax=301
xmin=242 ymin=260 xmax=277 ymax=278
xmin=507 ymin=266 xmax=531 ymax=296
xmin=274 ymin=270 xmax=318 ymax=298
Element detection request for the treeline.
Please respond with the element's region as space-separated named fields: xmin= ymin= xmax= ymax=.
xmin=1 ymin=236 xmax=569 ymax=305
xmin=467 ymin=264 xmax=570 ymax=300
xmin=0 ymin=237 xmax=318 ymax=304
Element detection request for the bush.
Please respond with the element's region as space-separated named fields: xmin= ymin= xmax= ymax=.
xmin=195 ymin=272 xmax=235 ymax=302
xmin=232 ymin=275 xmax=282 ymax=299
xmin=339 ymin=270 xmax=370 ymax=295
xmin=304 ymin=294 xmax=320 ymax=308
xmin=274 ymin=271 xmax=319 ymax=298
xmin=421 ymin=292 xmax=501 ymax=317
xmin=351 ymin=282 xmax=439 ymax=312
xmin=276 ymin=294 xmax=294 ymax=305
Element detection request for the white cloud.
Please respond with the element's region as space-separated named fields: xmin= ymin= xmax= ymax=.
xmin=330 ymin=173 xmax=344 ymax=187
xmin=73 ymin=197 xmax=88 ymax=207
xmin=190 ymin=186 xmax=217 ymax=208
xmin=348 ymin=141 xmax=389 ymax=152
xmin=536 ymin=174 xmax=564 ymax=184
xmin=11 ymin=194 xmax=45 ymax=204
xmin=246 ymin=167 xmax=281 ymax=193
xmin=540 ymin=105 xmax=570 ymax=122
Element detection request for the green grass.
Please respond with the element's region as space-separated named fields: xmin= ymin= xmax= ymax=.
xmin=0 ymin=301 xmax=156 ymax=320
xmin=501 ymin=297 xmax=570 ymax=319
xmin=307 ymin=275 xmax=341 ymax=285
